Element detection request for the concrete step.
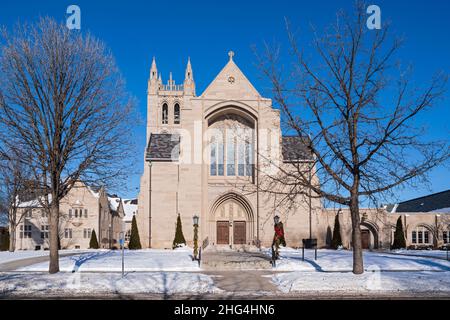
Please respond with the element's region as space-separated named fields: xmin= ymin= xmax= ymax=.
xmin=201 ymin=250 xmax=273 ymax=270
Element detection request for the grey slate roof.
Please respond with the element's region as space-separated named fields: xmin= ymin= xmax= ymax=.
xmin=392 ymin=190 xmax=450 ymax=213
xmin=146 ymin=133 xmax=180 ymax=161
xmin=282 ymin=136 xmax=313 ymax=162
xmin=146 ymin=134 xmax=311 ymax=162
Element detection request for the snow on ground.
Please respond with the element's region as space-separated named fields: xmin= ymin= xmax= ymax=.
xmin=263 ymin=248 xmax=450 ymax=272
xmin=269 ymin=271 xmax=450 ymax=294
xmin=0 ymin=272 xmax=221 ymax=296
xmin=390 ymin=249 xmax=450 ymax=260
xmin=0 ymin=250 xmax=90 ymax=265
xmin=17 ymin=247 xmax=201 ymax=272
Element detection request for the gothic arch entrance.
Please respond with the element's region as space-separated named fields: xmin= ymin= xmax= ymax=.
xmin=209 ymin=193 xmax=255 ymax=246
xmin=360 ymin=221 xmax=379 ymax=249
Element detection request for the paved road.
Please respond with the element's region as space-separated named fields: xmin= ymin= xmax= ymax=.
xmin=2 ymin=287 xmax=450 ymax=300
xmin=0 ymin=252 xmax=82 ymax=272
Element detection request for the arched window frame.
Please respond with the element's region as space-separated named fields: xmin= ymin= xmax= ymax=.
xmin=174 ymin=103 xmax=180 ymax=124
xmin=443 ymin=225 xmax=450 ymax=244
xmin=162 ymin=103 xmax=168 ymax=124
xmin=411 ymin=226 xmax=431 ymax=244
xmin=208 ymin=114 xmax=254 ymax=178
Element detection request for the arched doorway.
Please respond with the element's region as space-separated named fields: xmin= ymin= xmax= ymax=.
xmin=210 ymin=193 xmax=254 ymax=246
xmin=360 ymin=221 xmax=379 ymax=249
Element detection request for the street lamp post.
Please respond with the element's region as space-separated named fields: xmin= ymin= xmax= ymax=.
xmin=119 ymin=231 xmax=125 ymax=277
xmin=193 ymin=215 xmax=199 ymax=261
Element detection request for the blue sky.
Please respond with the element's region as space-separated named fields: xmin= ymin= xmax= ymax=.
xmin=0 ymin=0 xmax=448 ymax=203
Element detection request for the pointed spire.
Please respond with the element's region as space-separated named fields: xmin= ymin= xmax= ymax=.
xmin=158 ymin=73 xmax=162 ymax=84
xmin=184 ymin=57 xmax=196 ymax=96
xmin=150 ymin=56 xmax=157 ymax=80
xmin=185 ymin=57 xmax=194 ymax=81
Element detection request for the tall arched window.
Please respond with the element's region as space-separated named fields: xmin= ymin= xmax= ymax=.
xmin=208 ymin=114 xmax=254 ymax=177
xmin=174 ymin=103 xmax=180 ymax=124
xmin=162 ymin=103 xmax=168 ymax=124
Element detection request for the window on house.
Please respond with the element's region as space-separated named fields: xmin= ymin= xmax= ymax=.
xmin=75 ymin=209 xmax=79 ymax=218
xmin=424 ymin=231 xmax=429 ymax=244
xmin=40 ymin=225 xmax=49 ymax=239
xmin=20 ymin=224 xmax=32 ymax=239
xmin=84 ymin=209 xmax=88 ymax=218
xmin=174 ymin=103 xmax=180 ymax=124
xmin=162 ymin=103 xmax=168 ymax=124
xmin=412 ymin=227 xmax=431 ymax=244
xmin=69 ymin=209 xmax=72 ymax=218
xmin=443 ymin=231 xmax=449 ymax=244
xmin=83 ymin=228 xmax=92 ymax=239
xmin=64 ymin=228 xmax=72 ymax=239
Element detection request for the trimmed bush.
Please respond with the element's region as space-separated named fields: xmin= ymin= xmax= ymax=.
xmin=128 ymin=215 xmax=142 ymax=250
xmin=172 ymin=213 xmax=186 ymax=249
xmin=325 ymin=226 xmax=332 ymax=248
xmin=391 ymin=216 xmax=406 ymax=249
xmin=331 ymin=214 xmax=343 ymax=249
xmin=89 ymin=229 xmax=99 ymax=249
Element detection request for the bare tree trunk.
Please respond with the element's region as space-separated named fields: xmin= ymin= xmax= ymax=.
xmin=9 ymin=227 xmax=16 ymax=252
xmin=350 ymin=190 xmax=363 ymax=274
xmin=49 ymin=201 xmax=59 ymax=274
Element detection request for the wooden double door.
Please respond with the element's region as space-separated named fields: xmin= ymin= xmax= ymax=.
xmin=361 ymin=230 xmax=370 ymax=249
xmin=216 ymin=221 xmax=246 ymax=245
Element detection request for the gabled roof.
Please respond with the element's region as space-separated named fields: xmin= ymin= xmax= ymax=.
xmin=146 ymin=133 xmax=180 ymax=162
xmin=123 ymin=199 xmax=138 ymax=223
xmin=391 ymin=189 xmax=450 ymax=213
xmin=201 ymin=52 xmax=261 ymax=100
xmin=282 ymin=136 xmax=313 ymax=162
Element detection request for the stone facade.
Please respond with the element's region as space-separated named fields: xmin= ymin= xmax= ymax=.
xmin=137 ymin=52 xmax=450 ymax=251
xmin=14 ymin=181 xmax=125 ymax=250
xmin=319 ymin=208 xmax=450 ymax=250
xmin=137 ymin=52 xmax=321 ymax=249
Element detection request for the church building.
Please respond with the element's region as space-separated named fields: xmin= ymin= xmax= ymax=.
xmin=137 ymin=52 xmax=319 ymax=249
xmin=136 ymin=52 xmax=450 ymax=251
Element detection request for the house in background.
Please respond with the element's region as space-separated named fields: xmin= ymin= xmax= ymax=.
xmin=123 ymin=199 xmax=138 ymax=245
xmin=14 ymin=181 xmax=125 ymax=250
xmin=324 ymin=190 xmax=450 ymax=251
xmin=386 ymin=190 xmax=450 ymax=249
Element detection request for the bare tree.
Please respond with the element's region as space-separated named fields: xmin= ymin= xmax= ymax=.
xmin=255 ymin=2 xmax=449 ymax=274
xmin=0 ymin=18 xmax=135 ymax=273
